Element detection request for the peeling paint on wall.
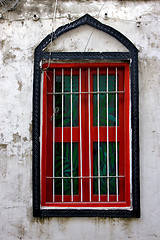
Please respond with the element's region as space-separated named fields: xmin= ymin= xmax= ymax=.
xmin=13 ymin=132 xmax=21 ymax=143
xmin=0 ymin=143 xmax=7 ymax=150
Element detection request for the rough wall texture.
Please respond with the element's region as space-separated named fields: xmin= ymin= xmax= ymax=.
xmin=0 ymin=0 xmax=160 ymax=239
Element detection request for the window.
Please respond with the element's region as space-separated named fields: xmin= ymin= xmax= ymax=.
xmin=41 ymin=63 xmax=130 ymax=208
xmin=33 ymin=14 xmax=140 ymax=217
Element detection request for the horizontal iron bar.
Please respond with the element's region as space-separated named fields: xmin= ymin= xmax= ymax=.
xmin=47 ymin=91 xmax=125 ymax=95
xmin=46 ymin=176 xmax=125 ymax=179
xmin=46 ymin=201 xmax=126 ymax=204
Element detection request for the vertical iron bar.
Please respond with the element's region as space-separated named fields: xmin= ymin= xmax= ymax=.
xmin=62 ymin=68 xmax=64 ymax=202
xmin=53 ymin=69 xmax=55 ymax=202
xmin=71 ymin=68 xmax=73 ymax=202
xmin=97 ymin=68 xmax=100 ymax=202
xmin=79 ymin=68 xmax=83 ymax=202
xmin=116 ymin=67 xmax=119 ymax=202
xmin=88 ymin=68 xmax=91 ymax=202
xmin=106 ymin=68 xmax=109 ymax=202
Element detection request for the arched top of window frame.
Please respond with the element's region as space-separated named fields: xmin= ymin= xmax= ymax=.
xmin=35 ymin=14 xmax=138 ymax=56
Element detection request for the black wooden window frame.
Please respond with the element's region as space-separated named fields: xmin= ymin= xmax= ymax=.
xmin=33 ymin=14 xmax=140 ymax=218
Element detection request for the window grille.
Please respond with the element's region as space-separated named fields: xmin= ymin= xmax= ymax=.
xmin=41 ymin=63 xmax=131 ymax=208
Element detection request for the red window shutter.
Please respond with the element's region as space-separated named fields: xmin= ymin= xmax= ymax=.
xmin=41 ymin=63 xmax=131 ymax=208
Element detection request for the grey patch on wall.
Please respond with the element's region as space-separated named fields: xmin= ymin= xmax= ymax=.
xmin=17 ymin=80 xmax=22 ymax=91
xmin=22 ymin=137 xmax=28 ymax=142
xmin=17 ymin=223 xmax=26 ymax=239
xmin=29 ymin=123 xmax=32 ymax=140
xmin=3 ymin=52 xmax=16 ymax=64
xmin=0 ymin=143 xmax=7 ymax=150
xmin=0 ymin=0 xmax=19 ymax=11
xmin=13 ymin=132 xmax=21 ymax=143
xmin=0 ymin=40 xmax=5 ymax=48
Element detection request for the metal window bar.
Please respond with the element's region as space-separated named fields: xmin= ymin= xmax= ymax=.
xmin=97 ymin=68 xmax=100 ymax=202
xmin=79 ymin=68 xmax=83 ymax=202
xmin=62 ymin=68 xmax=64 ymax=202
xmin=70 ymin=68 xmax=73 ymax=202
xmin=50 ymin=67 xmax=121 ymax=203
xmin=48 ymin=91 xmax=124 ymax=95
xmin=47 ymin=176 xmax=125 ymax=179
xmin=115 ymin=67 xmax=119 ymax=202
xmin=52 ymin=69 xmax=56 ymax=202
xmin=106 ymin=68 xmax=110 ymax=202
xmin=88 ymin=68 xmax=91 ymax=202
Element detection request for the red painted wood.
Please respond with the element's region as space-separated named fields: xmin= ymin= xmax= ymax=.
xmin=41 ymin=63 xmax=131 ymax=208
xmin=43 ymin=200 xmax=129 ymax=208
xmin=43 ymin=63 xmax=129 ymax=69
xmin=124 ymin=64 xmax=131 ymax=206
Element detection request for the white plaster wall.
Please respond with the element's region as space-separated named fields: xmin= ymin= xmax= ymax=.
xmin=0 ymin=1 xmax=160 ymax=239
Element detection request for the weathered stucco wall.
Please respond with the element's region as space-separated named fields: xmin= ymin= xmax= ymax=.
xmin=0 ymin=0 xmax=160 ymax=239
